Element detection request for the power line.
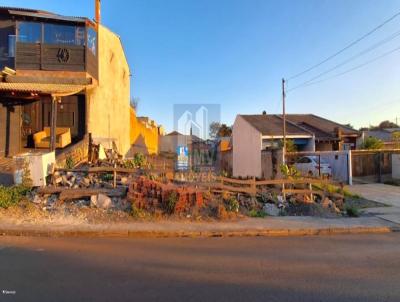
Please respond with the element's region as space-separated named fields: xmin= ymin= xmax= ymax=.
xmin=288 ymin=29 xmax=400 ymax=90
xmin=287 ymin=44 xmax=400 ymax=92
xmin=287 ymin=10 xmax=400 ymax=80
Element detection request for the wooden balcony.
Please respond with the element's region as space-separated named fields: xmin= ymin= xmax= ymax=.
xmin=15 ymin=42 xmax=97 ymax=79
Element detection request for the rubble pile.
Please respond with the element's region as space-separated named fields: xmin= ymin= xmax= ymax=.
xmin=127 ymin=176 xmax=204 ymax=214
xmin=49 ymin=170 xmax=130 ymax=189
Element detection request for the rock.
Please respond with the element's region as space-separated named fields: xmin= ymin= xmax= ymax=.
xmin=32 ymin=195 xmax=43 ymax=204
xmin=46 ymin=195 xmax=58 ymax=205
xmin=61 ymin=175 xmax=69 ymax=186
xmin=91 ymin=193 xmax=112 ymax=209
xmin=263 ymin=203 xmax=280 ymax=216
xmin=334 ymin=198 xmax=344 ymax=210
xmin=322 ymin=198 xmax=333 ymax=209
xmin=90 ymin=195 xmax=97 ymax=207
xmin=80 ymin=177 xmax=91 ymax=187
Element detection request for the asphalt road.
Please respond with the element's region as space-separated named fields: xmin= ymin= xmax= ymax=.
xmin=0 ymin=234 xmax=400 ymax=302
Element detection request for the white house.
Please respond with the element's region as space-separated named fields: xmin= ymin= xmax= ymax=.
xmin=232 ymin=114 xmax=315 ymax=178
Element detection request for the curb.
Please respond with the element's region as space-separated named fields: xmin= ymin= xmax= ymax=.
xmin=0 ymin=226 xmax=397 ymax=238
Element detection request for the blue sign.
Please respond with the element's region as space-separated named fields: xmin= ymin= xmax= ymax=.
xmin=176 ymin=146 xmax=189 ymax=170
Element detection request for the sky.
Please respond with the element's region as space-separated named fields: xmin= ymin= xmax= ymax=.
xmin=3 ymin=0 xmax=400 ymax=131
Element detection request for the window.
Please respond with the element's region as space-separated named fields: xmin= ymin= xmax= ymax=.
xmin=8 ymin=35 xmax=16 ymax=57
xmin=87 ymin=27 xmax=97 ymax=55
xmin=44 ymin=23 xmax=85 ymax=45
xmin=17 ymin=22 xmax=42 ymax=43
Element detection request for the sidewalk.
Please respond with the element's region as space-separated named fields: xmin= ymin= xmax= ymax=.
xmin=347 ymin=184 xmax=400 ymax=224
xmin=0 ymin=216 xmax=397 ymax=238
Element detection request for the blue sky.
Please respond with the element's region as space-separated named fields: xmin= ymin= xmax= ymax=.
xmin=4 ymin=0 xmax=400 ymax=131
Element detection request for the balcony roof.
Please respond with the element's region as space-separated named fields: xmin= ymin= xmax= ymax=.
xmin=0 ymin=6 xmax=95 ymax=26
xmin=0 ymin=82 xmax=85 ymax=97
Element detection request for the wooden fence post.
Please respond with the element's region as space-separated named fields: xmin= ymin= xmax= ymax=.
xmin=251 ymin=176 xmax=256 ymax=197
xmin=113 ymin=163 xmax=117 ymax=188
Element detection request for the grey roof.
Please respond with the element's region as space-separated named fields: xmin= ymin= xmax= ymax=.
xmin=239 ymin=113 xmax=360 ymax=140
xmin=240 ymin=115 xmax=311 ymax=136
xmin=363 ymin=130 xmax=393 ymax=142
xmin=282 ymin=114 xmax=360 ymax=137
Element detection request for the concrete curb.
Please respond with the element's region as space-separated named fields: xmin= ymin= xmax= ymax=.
xmin=0 ymin=226 xmax=397 ymax=238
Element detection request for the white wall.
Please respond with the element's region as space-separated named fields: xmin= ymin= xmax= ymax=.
xmin=393 ymin=154 xmax=400 ymax=179
xmin=232 ymin=115 xmax=262 ymax=177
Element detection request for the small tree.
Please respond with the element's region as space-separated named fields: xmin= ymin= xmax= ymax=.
xmin=393 ymin=132 xmax=400 ymax=149
xmin=278 ymin=139 xmax=297 ymax=152
xmin=209 ymin=122 xmax=221 ymax=139
xmin=362 ymin=137 xmax=384 ymax=150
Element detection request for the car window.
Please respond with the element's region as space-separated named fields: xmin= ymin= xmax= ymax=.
xmin=297 ymin=157 xmax=310 ymax=163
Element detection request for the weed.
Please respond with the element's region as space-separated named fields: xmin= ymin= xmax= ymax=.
xmin=165 ymin=191 xmax=178 ymax=214
xmin=248 ymin=209 xmax=267 ymax=218
xmin=131 ymin=204 xmax=146 ymax=218
xmin=100 ymin=173 xmax=113 ymax=182
xmin=0 ymin=185 xmax=30 ymax=208
xmin=225 ymin=196 xmax=239 ymax=212
xmin=65 ymin=155 xmax=75 ymax=169
xmin=345 ymin=205 xmax=360 ymax=217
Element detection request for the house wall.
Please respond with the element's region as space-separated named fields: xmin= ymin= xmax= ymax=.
xmin=128 ymin=108 xmax=159 ymax=155
xmin=0 ymin=18 xmax=15 ymax=70
xmin=160 ymin=135 xmax=191 ymax=153
xmin=86 ymin=25 xmax=130 ymax=156
xmin=232 ymin=115 xmax=262 ymax=177
xmin=316 ymin=142 xmax=333 ymax=151
xmin=0 ymin=104 xmax=21 ymax=157
xmin=303 ymin=136 xmax=315 ymax=151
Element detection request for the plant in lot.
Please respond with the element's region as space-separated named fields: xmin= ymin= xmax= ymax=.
xmin=216 ymin=203 xmax=229 ymax=219
xmin=100 ymin=173 xmax=114 ymax=182
xmin=393 ymin=131 xmax=400 ymax=149
xmin=280 ymin=164 xmax=300 ymax=179
xmin=21 ymin=159 xmax=33 ymax=188
xmin=131 ymin=204 xmax=146 ymax=218
xmin=133 ymin=153 xmax=147 ymax=169
xmin=248 ymin=209 xmax=267 ymax=218
xmin=345 ymin=205 xmax=360 ymax=217
xmin=225 ymin=196 xmax=239 ymax=212
xmin=0 ymin=185 xmax=30 ymax=208
xmin=279 ymin=139 xmax=297 ymax=152
xmin=361 ymin=137 xmax=384 ymax=150
xmin=65 ymin=155 xmax=75 ymax=169
xmin=165 ymin=191 xmax=178 ymax=214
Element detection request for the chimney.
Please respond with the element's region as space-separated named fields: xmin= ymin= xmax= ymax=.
xmin=95 ymin=0 xmax=101 ymax=25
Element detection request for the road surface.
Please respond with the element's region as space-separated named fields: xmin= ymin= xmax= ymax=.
xmin=1 ymin=234 xmax=400 ymax=302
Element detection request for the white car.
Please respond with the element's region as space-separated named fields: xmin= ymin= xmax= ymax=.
xmin=293 ymin=156 xmax=332 ymax=178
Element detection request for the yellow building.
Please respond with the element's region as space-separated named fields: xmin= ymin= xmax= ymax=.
xmin=129 ymin=108 xmax=163 ymax=155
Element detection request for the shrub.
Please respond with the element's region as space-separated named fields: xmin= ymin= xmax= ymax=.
xmin=133 ymin=153 xmax=147 ymax=169
xmin=165 ymin=191 xmax=178 ymax=214
xmin=345 ymin=205 xmax=360 ymax=217
xmin=100 ymin=173 xmax=114 ymax=182
xmin=131 ymin=204 xmax=146 ymax=218
xmin=216 ymin=204 xmax=228 ymax=219
xmin=0 ymin=185 xmax=30 ymax=208
xmin=248 ymin=209 xmax=267 ymax=218
xmin=280 ymin=164 xmax=300 ymax=179
xmin=225 ymin=196 xmax=239 ymax=212
xmin=21 ymin=159 xmax=33 ymax=187
xmin=361 ymin=137 xmax=383 ymax=150
xmin=65 ymin=155 xmax=75 ymax=169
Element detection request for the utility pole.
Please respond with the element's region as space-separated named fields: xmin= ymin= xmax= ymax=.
xmin=282 ymin=78 xmax=286 ymax=165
